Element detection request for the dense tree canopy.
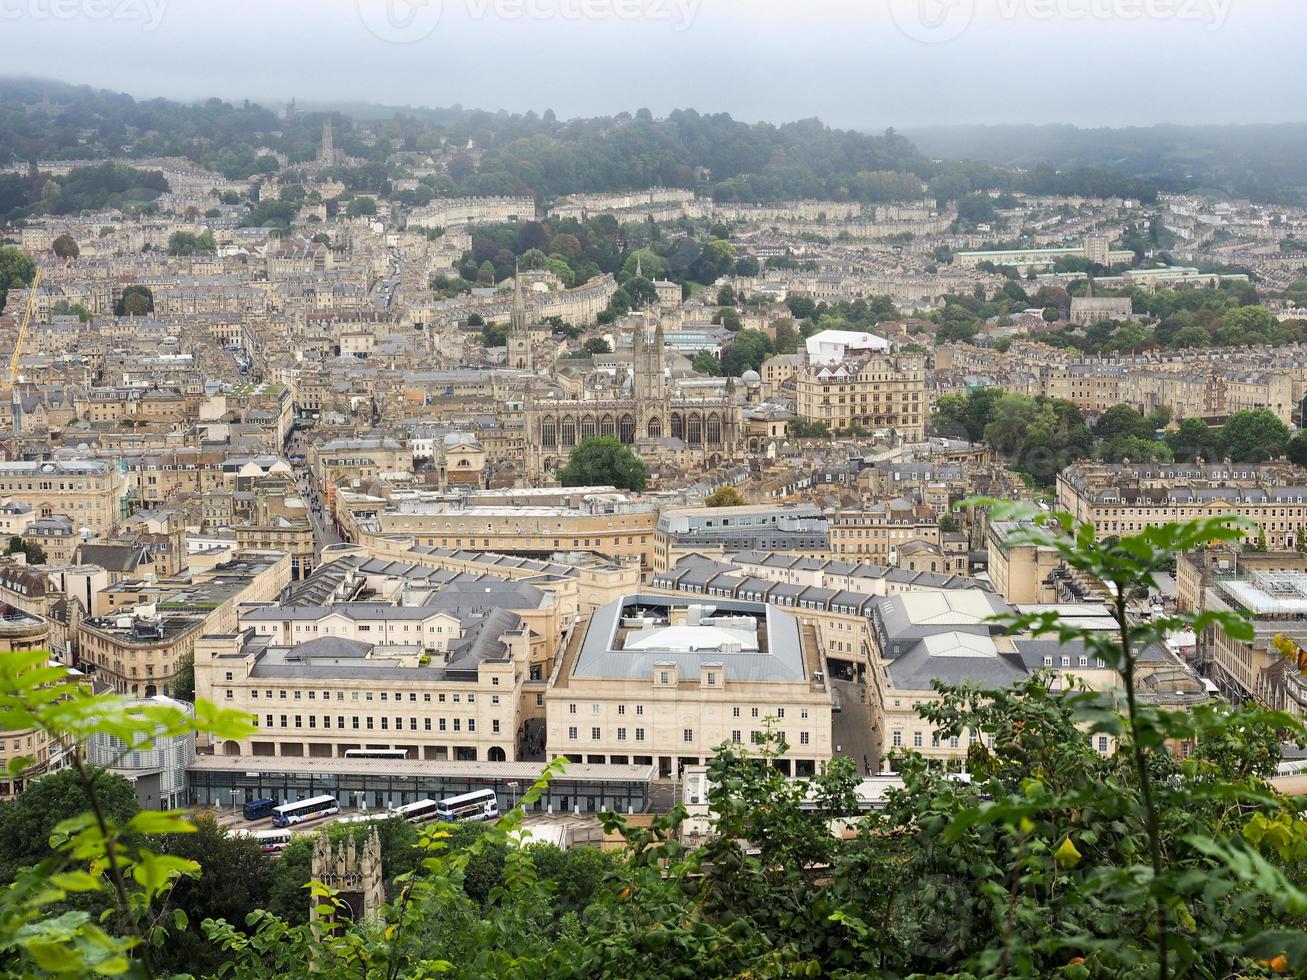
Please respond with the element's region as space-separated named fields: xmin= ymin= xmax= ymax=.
xmin=556 ymin=436 xmax=648 ymax=491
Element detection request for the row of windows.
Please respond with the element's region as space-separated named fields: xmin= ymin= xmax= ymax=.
xmin=230 ymin=683 xmax=496 ymax=703
xmin=565 ymin=726 xmax=811 ymax=746
xmin=256 ymin=714 xmax=498 ymax=734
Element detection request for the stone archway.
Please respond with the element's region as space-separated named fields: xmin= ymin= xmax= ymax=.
xmin=487 ymin=746 xmax=507 ymax=762
xmin=223 ymin=740 xmax=241 ymax=756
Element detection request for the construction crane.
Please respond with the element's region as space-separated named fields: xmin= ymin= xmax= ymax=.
xmin=5 ymin=267 xmax=42 ymax=432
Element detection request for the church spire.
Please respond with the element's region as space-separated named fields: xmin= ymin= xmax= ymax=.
xmin=511 ymin=260 xmax=526 ymax=333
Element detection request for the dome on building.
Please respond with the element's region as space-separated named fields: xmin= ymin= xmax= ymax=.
xmin=740 ymin=369 xmax=761 ymax=384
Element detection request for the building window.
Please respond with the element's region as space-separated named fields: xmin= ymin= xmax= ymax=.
xmin=892 ymin=731 xmax=902 ymax=747
xmin=569 ymin=703 xmax=576 ymax=714
xmin=1098 ymin=736 xmax=1109 ymax=752
xmin=731 ymin=730 xmax=741 ymax=742
xmin=617 ymin=727 xmax=627 ymax=741
xmin=799 ymin=732 xmax=809 ymax=745
xmin=732 ymin=706 xmax=740 ymax=718
xmin=591 ymin=727 xmax=600 ymax=740
xmin=659 ymin=671 xmax=669 ymax=685
xmin=913 ymin=732 xmax=922 ymax=748
xmin=683 ymin=728 xmax=693 ymax=743
xmin=635 ymin=728 xmax=645 ymax=741
xmin=568 ymin=726 xmax=578 ymax=740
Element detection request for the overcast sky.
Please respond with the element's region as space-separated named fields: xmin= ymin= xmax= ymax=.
xmin=4 ymin=0 xmax=1302 ymax=128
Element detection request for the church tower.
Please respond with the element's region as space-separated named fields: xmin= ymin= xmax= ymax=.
xmin=508 ymin=264 xmax=533 ymax=372
xmin=320 ymin=119 xmax=335 ymax=166
xmin=634 ymin=318 xmax=665 ymax=403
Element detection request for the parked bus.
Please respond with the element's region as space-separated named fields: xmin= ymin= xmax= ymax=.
xmin=343 ymin=748 xmax=409 ymax=760
xmin=435 ymin=789 xmax=499 ymax=823
xmin=243 ymin=798 xmax=276 ymax=821
xmin=272 ymin=795 xmax=340 ymax=828
xmin=391 ymin=799 xmax=442 ymax=825
xmin=234 ymin=828 xmax=295 ymax=852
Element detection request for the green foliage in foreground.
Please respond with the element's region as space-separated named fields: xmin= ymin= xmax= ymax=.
xmin=0 ymin=511 xmax=1303 ymax=978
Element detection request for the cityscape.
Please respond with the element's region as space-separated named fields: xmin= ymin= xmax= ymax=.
xmin=0 ymin=2 xmax=1303 ymax=977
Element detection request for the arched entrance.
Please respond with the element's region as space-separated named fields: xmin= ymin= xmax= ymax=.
xmin=487 ymin=746 xmax=507 ymax=762
xmin=223 ymin=740 xmax=241 ymax=756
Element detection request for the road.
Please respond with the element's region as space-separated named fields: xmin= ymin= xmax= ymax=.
xmin=372 ymin=244 xmax=403 ymax=311
xmin=298 ymin=469 xmax=341 ymax=558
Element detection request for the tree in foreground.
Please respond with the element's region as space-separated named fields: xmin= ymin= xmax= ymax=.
xmin=556 ymin=436 xmax=647 ymax=491
xmin=0 ymin=513 xmax=1305 ymax=978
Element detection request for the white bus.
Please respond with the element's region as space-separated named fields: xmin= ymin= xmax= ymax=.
xmin=234 ymin=828 xmax=294 ymax=852
xmin=272 ymin=795 xmax=340 ymax=827
xmin=343 ymin=748 xmax=409 ymax=760
xmin=391 ymin=798 xmax=442 ymax=825
xmin=435 ymin=789 xmax=499 ymax=823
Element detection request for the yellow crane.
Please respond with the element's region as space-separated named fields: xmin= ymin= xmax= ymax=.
xmin=5 ymin=267 xmax=42 ymax=429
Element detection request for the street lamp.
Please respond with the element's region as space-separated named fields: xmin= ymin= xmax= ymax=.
xmin=508 ymin=781 xmax=519 ymax=811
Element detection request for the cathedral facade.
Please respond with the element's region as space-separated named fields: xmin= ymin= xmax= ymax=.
xmin=523 ymin=320 xmax=744 ymax=480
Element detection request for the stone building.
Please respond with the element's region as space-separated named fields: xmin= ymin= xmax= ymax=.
xmin=523 ymin=320 xmax=744 ymax=480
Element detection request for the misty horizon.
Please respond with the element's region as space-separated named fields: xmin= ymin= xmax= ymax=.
xmin=1 ymin=0 xmax=1302 ymax=130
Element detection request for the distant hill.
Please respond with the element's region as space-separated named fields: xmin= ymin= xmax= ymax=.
xmin=904 ymin=123 xmax=1307 ymax=204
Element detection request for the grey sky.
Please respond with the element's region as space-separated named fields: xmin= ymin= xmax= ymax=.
xmin=3 ymin=0 xmax=1301 ymax=127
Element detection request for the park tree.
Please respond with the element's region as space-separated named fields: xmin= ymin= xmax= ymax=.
xmin=1167 ymin=416 xmax=1222 ymax=462
xmin=582 ymin=337 xmax=611 ymax=355
xmin=1219 ymin=409 xmax=1292 ymax=462
xmin=0 ymin=246 xmax=36 ymax=313
xmin=116 ymin=284 xmax=155 ymax=316
xmin=705 ymin=486 xmax=746 ymax=507
xmin=3 ymin=536 xmax=45 ymax=564
xmin=52 ymin=234 xmax=79 ymax=260
xmin=556 ymin=436 xmax=647 ymax=491
xmin=692 ymin=351 xmax=722 ymax=375
xmin=346 ymin=196 xmax=377 ymax=218
xmin=1093 ymin=403 xmax=1154 ymax=442
xmin=721 ymin=329 xmax=773 ymax=375
xmin=772 ymin=317 xmax=798 ymax=354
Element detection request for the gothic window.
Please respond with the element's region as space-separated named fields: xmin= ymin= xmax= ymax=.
xmin=671 ymin=413 xmax=684 ymax=439
xmin=561 ymin=416 xmax=577 ymax=448
xmin=706 ymin=414 xmax=722 ymax=444
xmin=581 ymin=415 xmax=597 ymax=441
xmin=619 ymin=414 xmax=636 ymax=444
xmin=600 ymin=414 xmax=616 ymax=438
xmin=541 ymin=417 xmax=557 ymax=448
xmin=647 ymin=417 xmax=663 ymax=438
xmin=687 ymin=413 xmax=702 ymax=444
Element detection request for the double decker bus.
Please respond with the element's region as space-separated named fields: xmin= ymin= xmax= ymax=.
xmin=271 ymin=795 xmax=340 ymax=828
xmin=391 ymin=799 xmax=442 ymax=824
xmin=435 ymin=789 xmax=499 ymax=823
